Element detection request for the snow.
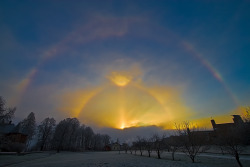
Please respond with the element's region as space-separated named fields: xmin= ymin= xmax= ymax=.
xmin=0 ymin=151 xmax=249 ymax=167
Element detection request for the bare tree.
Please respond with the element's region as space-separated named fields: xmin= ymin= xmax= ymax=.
xmin=37 ymin=117 xmax=56 ymax=151
xmin=18 ymin=112 xmax=36 ymax=150
xmin=53 ymin=119 xmax=68 ymax=152
xmin=116 ymin=138 xmax=121 ymax=154
xmin=166 ymin=134 xmax=181 ymax=161
xmin=216 ymin=125 xmax=246 ymax=167
xmin=136 ymin=136 xmax=145 ymax=156
xmin=152 ymin=134 xmax=166 ymax=159
xmin=102 ymin=134 xmax=110 ymax=146
xmin=93 ymin=133 xmax=107 ymax=151
xmin=145 ymin=137 xmax=154 ymax=157
xmin=67 ymin=118 xmax=80 ymax=150
xmin=122 ymin=143 xmax=129 ymax=153
xmin=243 ymin=107 xmax=250 ymax=145
xmin=131 ymin=141 xmax=138 ymax=155
xmin=78 ymin=124 xmax=86 ymax=151
xmin=53 ymin=118 xmax=79 ymax=152
xmin=0 ymin=96 xmax=16 ymax=123
xmin=129 ymin=145 xmax=133 ymax=154
xmin=243 ymin=106 xmax=250 ymax=123
xmin=52 ymin=118 xmax=110 ymax=152
xmin=84 ymin=126 xmax=94 ymax=150
xmin=175 ymin=122 xmax=208 ymax=163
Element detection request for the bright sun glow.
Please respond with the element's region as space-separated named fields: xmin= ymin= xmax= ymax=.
xmin=120 ymin=122 xmax=132 ymax=129
xmin=70 ymin=83 xmax=192 ymax=129
xmin=108 ymin=72 xmax=132 ymax=87
xmin=120 ymin=123 xmax=125 ymax=129
xmin=62 ymin=68 xmax=192 ymax=129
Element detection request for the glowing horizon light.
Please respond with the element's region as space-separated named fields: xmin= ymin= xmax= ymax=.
xmin=120 ymin=123 xmax=125 ymax=129
xmin=120 ymin=122 xmax=130 ymax=129
xmin=108 ymin=72 xmax=132 ymax=87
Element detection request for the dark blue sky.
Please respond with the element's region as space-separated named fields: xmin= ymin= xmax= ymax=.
xmin=1 ymin=0 xmax=250 ymax=128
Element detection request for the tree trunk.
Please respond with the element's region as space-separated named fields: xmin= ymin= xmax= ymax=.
xmin=172 ymin=152 xmax=175 ymax=160
xmin=157 ymin=150 xmax=161 ymax=159
xmin=191 ymin=156 xmax=195 ymax=163
xmin=81 ymin=135 xmax=84 ymax=151
xmin=40 ymin=144 xmax=44 ymax=151
xmin=220 ymin=147 xmax=224 ymax=155
xmin=25 ymin=140 xmax=31 ymax=152
xmin=235 ymin=153 xmax=243 ymax=167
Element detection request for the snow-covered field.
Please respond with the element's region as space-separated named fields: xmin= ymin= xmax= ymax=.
xmin=0 ymin=151 xmax=250 ymax=167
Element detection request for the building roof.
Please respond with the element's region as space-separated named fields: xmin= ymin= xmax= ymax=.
xmin=0 ymin=123 xmax=15 ymax=134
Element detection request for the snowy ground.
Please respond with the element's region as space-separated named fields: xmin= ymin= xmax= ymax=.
xmin=0 ymin=151 xmax=250 ymax=167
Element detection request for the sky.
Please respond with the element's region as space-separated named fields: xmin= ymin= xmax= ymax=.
xmin=0 ymin=0 xmax=250 ymax=130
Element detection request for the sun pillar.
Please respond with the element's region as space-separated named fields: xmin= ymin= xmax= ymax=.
xmin=107 ymin=71 xmax=132 ymax=129
xmin=119 ymin=87 xmax=126 ymax=129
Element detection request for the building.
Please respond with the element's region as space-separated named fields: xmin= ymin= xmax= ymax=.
xmin=0 ymin=121 xmax=15 ymax=134
xmin=211 ymin=115 xmax=249 ymax=144
xmin=164 ymin=115 xmax=248 ymax=147
xmin=104 ymin=145 xmax=111 ymax=151
xmin=111 ymin=142 xmax=121 ymax=151
xmin=211 ymin=115 xmax=244 ymax=134
xmin=0 ymin=122 xmax=28 ymax=152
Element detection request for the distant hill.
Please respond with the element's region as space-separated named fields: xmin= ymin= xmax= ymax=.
xmin=95 ymin=126 xmax=173 ymax=144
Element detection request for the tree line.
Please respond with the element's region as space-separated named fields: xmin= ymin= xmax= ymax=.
xmin=119 ymin=122 xmax=210 ymax=162
xmin=0 ymin=96 xmax=111 ymax=153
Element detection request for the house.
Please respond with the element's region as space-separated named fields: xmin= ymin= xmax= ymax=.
xmin=0 ymin=121 xmax=15 ymax=135
xmin=0 ymin=122 xmax=28 ymax=152
xmin=5 ymin=133 xmax=27 ymax=143
xmin=104 ymin=145 xmax=111 ymax=151
xmin=111 ymin=142 xmax=121 ymax=151
xmin=0 ymin=121 xmax=15 ymax=145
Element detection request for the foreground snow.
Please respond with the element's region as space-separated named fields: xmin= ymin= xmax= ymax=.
xmin=0 ymin=151 xmax=250 ymax=167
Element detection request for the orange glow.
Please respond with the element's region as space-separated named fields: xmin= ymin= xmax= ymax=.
xmin=74 ymin=84 xmax=192 ymax=129
xmin=108 ymin=72 xmax=132 ymax=87
xmin=57 ymin=87 xmax=104 ymax=118
xmin=58 ymin=69 xmax=193 ymax=129
xmin=120 ymin=124 xmax=125 ymax=129
xmin=120 ymin=121 xmax=128 ymax=129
